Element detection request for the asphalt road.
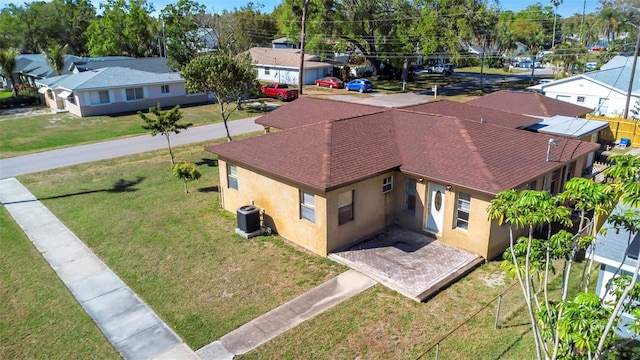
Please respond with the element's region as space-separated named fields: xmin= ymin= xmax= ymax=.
xmin=0 ymin=117 xmax=263 ymax=179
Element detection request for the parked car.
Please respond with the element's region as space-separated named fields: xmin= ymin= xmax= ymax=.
xmin=314 ymin=76 xmax=344 ymax=89
xmin=426 ymin=63 xmax=454 ymax=75
xmin=537 ymin=79 xmax=553 ymax=85
xmin=345 ymin=79 xmax=373 ymax=93
xmin=586 ymin=62 xmax=597 ymax=71
xmin=260 ymin=83 xmax=298 ymax=101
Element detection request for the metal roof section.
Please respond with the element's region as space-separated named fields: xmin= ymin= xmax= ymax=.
xmin=528 ymin=115 xmax=609 ymax=138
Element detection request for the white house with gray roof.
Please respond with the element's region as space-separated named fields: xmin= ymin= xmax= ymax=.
xmin=35 ymin=67 xmax=208 ymax=117
xmin=590 ymin=202 xmax=639 ymax=338
xmin=528 ymin=56 xmax=639 ymax=118
xmin=247 ymin=47 xmax=335 ymax=85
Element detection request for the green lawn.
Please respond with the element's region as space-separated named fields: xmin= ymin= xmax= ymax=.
xmin=0 ymin=206 xmax=118 ymax=359
xmin=17 ymin=141 xmax=346 ymax=350
xmin=0 ymin=91 xmax=13 ymax=99
xmin=0 ymin=103 xmax=269 ymax=159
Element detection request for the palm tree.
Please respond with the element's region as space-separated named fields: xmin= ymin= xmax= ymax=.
xmin=596 ymin=7 xmax=619 ymax=46
xmin=42 ymin=44 xmax=70 ymax=76
xmin=551 ymin=0 xmax=563 ymax=48
xmin=0 ymin=48 xmax=19 ymax=97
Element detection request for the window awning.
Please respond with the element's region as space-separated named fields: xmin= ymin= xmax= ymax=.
xmin=58 ymin=90 xmax=72 ymax=99
xmin=37 ymin=87 xmax=48 ymax=94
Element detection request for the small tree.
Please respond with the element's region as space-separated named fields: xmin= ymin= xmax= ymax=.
xmin=181 ymin=52 xmax=257 ymax=142
xmin=172 ymin=162 xmax=201 ymax=193
xmin=0 ymin=48 xmax=19 ymax=97
xmin=138 ymin=103 xmax=192 ymax=165
xmin=488 ymin=154 xmax=640 ymax=360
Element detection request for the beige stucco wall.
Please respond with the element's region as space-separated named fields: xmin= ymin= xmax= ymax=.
xmin=325 ymin=172 xmax=396 ymax=252
xmin=218 ymin=159 xmax=329 ymax=255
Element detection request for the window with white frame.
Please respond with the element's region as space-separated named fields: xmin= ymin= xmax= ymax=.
xmin=300 ymin=190 xmax=315 ymax=223
xmin=161 ymin=85 xmax=170 ymax=94
xmin=125 ymin=87 xmax=144 ymax=101
xmin=265 ymin=67 xmax=270 ymax=75
xmin=405 ymin=178 xmax=417 ymax=214
xmin=227 ymin=164 xmax=238 ymax=190
xmin=382 ymin=176 xmax=393 ymax=193
xmin=338 ymin=190 xmax=353 ymax=225
xmin=577 ymin=96 xmax=585 ymax=103
xmin=456 ymin=192 xmax=471 ymax=230
xmin=90 ymin=90 xmax=110 ymax=105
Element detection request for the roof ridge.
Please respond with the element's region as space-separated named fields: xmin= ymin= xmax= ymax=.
xmin=320 ymin=121 xmax=333 ymax=188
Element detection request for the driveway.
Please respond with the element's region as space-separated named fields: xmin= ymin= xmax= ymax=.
xmin=329 ymin=225 xmax=484 ymax=301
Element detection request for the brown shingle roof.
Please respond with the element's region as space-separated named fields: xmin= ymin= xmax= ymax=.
xmin=255 ymin=97 xmax=387 ymax=130
xmin=400 ymin=99 xmax=541 ymax=129
xmin=208 ymin=111 xmax=402 ymax=191
xmin=395 ymin=112 xmax=599 ymax=193
xmin=466 ymin=90 xmax=593 ymax=118
xmin=207 ymin=103 xmax=599 ymax=195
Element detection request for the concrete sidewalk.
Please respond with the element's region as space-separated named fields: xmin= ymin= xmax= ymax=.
xmin=196 ymin=270 xmax=377 ymax=359
xmin=0 ymin=178 xmax=199 ymax=360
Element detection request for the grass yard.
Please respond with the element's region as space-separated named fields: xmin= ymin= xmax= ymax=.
xmin=0 ymin=91 xmax=13 ymax=99
xmin=0 ymin=206 xmax=118 ymax=359
xmin=0 ymin=103 xmax=270 ymax=159
xmin=17 ymin=140 xmax=346 ymax=351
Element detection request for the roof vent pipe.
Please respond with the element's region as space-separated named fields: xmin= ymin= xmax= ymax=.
xmin=546 ymin=138 xmax=557 ymax=161
xmin=480 ymin=117 xmax=485 ymax=123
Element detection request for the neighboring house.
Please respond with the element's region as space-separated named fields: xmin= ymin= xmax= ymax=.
xmin=591 ymin=202 xmax=639 ymax=338
xmin=205 ymin=97 xmax=598 ymax=259
xmin=35 ymin=67 xmax=208 ymax=117
xmin=528 ymin=56 xmax=640 ymax=117
xmin=69 ymin=57 xmax=171 ymax=74
xmin=466 ymin=90 xmax=594 ymax=118
xmin=271 ymin=37 xmax=299 ymax=49
xmin=247 ymin=47 xmax=335 ymax=85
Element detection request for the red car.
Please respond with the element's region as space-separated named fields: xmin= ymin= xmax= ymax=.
xmin=314 ymin=76 xmax=344 ymax=89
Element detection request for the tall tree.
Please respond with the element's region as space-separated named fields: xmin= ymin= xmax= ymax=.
xmin=139 ymin=103 xmax=192 ymax=165
xmin=550 ymin=0 xmax=563 ymax=48
xmin=510 ymin=18 xmax=545 ymax=84
xmin=0 ymin=48 xmax=19 ymax=97
xmin=86 ymin=0 xmax=157 ymax=57
xmin=160 ymin=0 xmax=206 ymax=71
xmin=213 ymin=3 xmax=278 ymax=55
xmin=42 ymin=44 xmax=70 ymax=75
xmin=181 ymin=53 xmax=257 ymax=142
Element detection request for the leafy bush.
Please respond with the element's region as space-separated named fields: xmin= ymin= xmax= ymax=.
xmin=0 ymin=95 xmax=41 ymax=109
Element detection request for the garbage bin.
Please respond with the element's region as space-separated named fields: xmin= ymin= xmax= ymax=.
xmin=237 ymin=205 xmax=260 ymax=233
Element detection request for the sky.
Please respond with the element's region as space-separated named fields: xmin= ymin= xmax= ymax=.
xmin=0 ymin=0 xmax=602 ymax=17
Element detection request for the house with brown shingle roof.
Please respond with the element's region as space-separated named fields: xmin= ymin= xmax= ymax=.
xmin=466 ymin=90 xmax=593 ymax=118
xmin=247 ymin=47 xmax=335 ymax=85
xmin=206 ymin=98 xmax=599 ymax=259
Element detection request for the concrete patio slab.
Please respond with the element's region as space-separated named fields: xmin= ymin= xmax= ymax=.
xmin=329 ymin=225 xmax=484 ymax=301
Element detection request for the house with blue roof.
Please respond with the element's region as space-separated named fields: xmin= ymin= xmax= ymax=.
xmin=590 ymin=202 xmax=639 ymax=338
xmin=35 ymin=67 xmax=208 ymax=117
xmin=529 ymin=56 xmax=639 ymax=118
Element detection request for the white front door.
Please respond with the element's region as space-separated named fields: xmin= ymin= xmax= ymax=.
xmin=426 ymin=183 xmax=446 ymax=234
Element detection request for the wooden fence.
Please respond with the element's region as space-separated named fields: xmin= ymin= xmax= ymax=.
xmin=587 ymin=115 xmax=640 ymax=147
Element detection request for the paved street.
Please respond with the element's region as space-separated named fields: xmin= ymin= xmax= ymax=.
xmin=0 ymin=117 xmax=263 ymax=179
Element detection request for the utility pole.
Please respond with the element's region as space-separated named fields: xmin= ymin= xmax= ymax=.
xmin=623 ymin=23 xmax=640 ymax=119
xmin=298 ymin=0 xmax=310 ymax=95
